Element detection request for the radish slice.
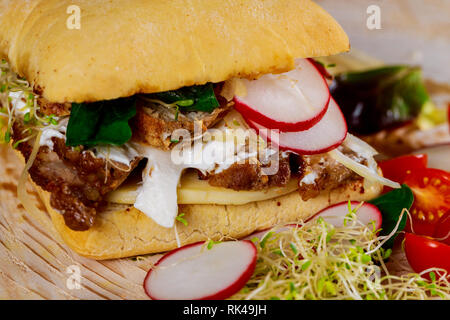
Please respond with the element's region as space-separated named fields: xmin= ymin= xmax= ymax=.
xmin=234 ymin=59 xmax=330 ymax=131
xmin=248 ymin=98 xmax=347 ymax=155
xmin=245 ymin=201 xmax=382 ymax=242
xmin=308 ymin=201 xmax=382 ymax=231
xmin=144 ymin=241 xmax=257 ymax=300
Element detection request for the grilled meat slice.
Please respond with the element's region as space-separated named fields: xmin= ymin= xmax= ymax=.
xmin=298 ymin=148 xmax=365 ymax=200
xmin=132 ymin=95 xmax=233 ymax=150
xmin=37 ymin=97 xmax=72 ymax=116
xmin=202 ymin=148 xmax=364 ymax=201
xmin=202 ymin=153 xmax=294 ymax=190
xmin=13 ymin=122 xmax=141 ymax=231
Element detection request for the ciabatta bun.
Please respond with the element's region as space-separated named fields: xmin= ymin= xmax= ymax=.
xmin=0 ymin=0 xmax=349 ymax=103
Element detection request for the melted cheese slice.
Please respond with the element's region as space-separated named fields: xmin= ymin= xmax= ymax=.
xmin=130 ymin=136 xmax=285 ymax=228
xmin=107 ymin=171 xmax=299 ymax=207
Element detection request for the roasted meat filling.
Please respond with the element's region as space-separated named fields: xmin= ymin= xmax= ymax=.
xmin=132 ymin=95 xmax=233 ymax=150
xmin=297 ymin=149 xmax=366 ymax=201
xmin=13 ymin=122 xmax=141 ymax=231
xmin=37 ymin=96 xmax=72 ymax=117
xmin=202 ymin=149 xmax=364 ymax=199
xmin=200 ymin=153 xmax=294 ymax=191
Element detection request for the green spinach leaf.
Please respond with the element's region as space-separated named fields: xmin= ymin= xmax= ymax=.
xmin=66 ymin=97 xmax=136 ymax=147
xmin=368 ymin=184 xmax=414 ymax=248
xmin=150 ymin=83 xmax=219 ymax=113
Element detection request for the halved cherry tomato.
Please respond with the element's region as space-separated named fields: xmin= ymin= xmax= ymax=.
xmin=404 ymin=233 xmax=450 ymax=275
xmin=378 ymin=154 xmax=428 ymax=187
xmin=434 ymin=215 xmax=450 ymax=246
xmin=403 ymin=168 xmax=450 ymax=237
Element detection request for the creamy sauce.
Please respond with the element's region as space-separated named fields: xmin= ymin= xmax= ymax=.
xmin=92 ymin=143 xmax=140 ymax=166
xmin=39 ymin=127 xmax=66 ymax=149
xmin=9 ymin=91 xmax=28 ymax=114
xmin=135 ymin=131 xmax=276 ymax=228
xmin=300 ymin=171 xmax=318 ymax=185
xmin=134 ymin=147 xmax=184 ymax=228
xmin=172 ymin=138 xmax=259 ymax=174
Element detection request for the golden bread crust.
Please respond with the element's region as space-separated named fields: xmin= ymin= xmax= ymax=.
xmin=0 ymin=0 xmax=349 ymax=103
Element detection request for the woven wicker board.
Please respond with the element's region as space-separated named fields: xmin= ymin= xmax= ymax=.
xmin=0 ymin=144 xmax=166 ymax=299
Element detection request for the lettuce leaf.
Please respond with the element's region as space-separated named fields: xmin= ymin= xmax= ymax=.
xmin=331 ymin=66 xmax=430 ymax=135
xmin=66 ymin=97 xmax=136 ymax=147
xmin=150 ymin=83 xmax=219 ymax=113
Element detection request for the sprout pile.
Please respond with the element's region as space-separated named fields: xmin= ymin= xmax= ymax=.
xmin=0 ymin=59 xmax=61 ymax=147
xmin=232 ymin=211 xmax=449 ymax=300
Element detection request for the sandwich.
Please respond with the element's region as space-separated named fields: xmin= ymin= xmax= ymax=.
xmin=0 ymin=0 xmax=398 ymax=260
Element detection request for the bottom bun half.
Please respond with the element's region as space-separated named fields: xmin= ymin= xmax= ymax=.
xmin=31 ymin=174 xmax=382 ymax=260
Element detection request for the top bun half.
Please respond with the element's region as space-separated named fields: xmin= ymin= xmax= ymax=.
xmin=0 ymin=0 xmax=349 ymax=103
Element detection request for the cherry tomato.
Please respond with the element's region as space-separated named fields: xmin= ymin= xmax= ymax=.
xmin=434 ymin=215 xmax=450 ymax=246
xmin=378 ymin=154 xmax=428 ymax=186
xmin=403 ymin=168 xmax=450 ymax=237
xmin=404 ymin=233 xmax=450 ymax=275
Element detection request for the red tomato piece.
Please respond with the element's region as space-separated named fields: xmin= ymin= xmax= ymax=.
xmin=434 ymin=215 xmax=450 ymax=246
xmin=403 ymin=168 xmax=450 ymax=237
xmin=404 ymin=233 xmax=450 ymax=275
xmin=378 ymin=154 xmax=428 ymax=185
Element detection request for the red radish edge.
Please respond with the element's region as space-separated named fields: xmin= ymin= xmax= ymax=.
xmin=234 ymin=59 xmax=331 ymax=132
xmin=247 ymin=98 xmax=348 ymax=155
xmin=307 ymin=58 xmax=333 ymax=79
xmin=235 ymin=97 xmax=329 ymax=132
xmin=143 ymin=241 xmax=257 ymax=300
xmin=243 ymin=201 xmax=382 ymax=243
xmin=307 ymin=201 xmax=383 ymax=231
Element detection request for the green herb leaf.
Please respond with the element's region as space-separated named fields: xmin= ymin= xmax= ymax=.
xmin=150 ymin=83 xmax=219 ymax=113
xmin=368 ymin=184 xmax=414 ymax=248
xmin=66 ymin=97 xmax=136 ymax=147
xmin=301 ymin=260 xmax=312 ymax=271
xmin=382 ymin=248 xmax=392 ymax=260
xmin=175 ymin=213 xmax=188 ymax=226
xmin=260 ymin=232 xmax=273 ymax=249
xmin=206 ymin=240 xmax=221 ymax=250
xmin=4 ymin=130 xmax=11 ymax=143
xmin=272 ymin=249 xmax=284 ymax=256
xmin=331 ymin=66 xmax=430 ymax=135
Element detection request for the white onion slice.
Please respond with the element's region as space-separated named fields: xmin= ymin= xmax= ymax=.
xmin=343 ymin=133 xmax=378 ymax=157
xmin=328 ymin=148 xmax=401 ymax=189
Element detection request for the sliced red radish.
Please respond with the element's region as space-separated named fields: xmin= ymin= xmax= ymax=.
xmin=308 ymin=201 xmax=382 ymax=230
xmin=248 ymin=98 xmax=347 ymax=155
xmin=308 ymin=58 xmax=333 ymax=80
xmin=234 ymin=59 xmax=330 ymax=131
xmin=144 ymin=241 xmax=257 ymax=300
